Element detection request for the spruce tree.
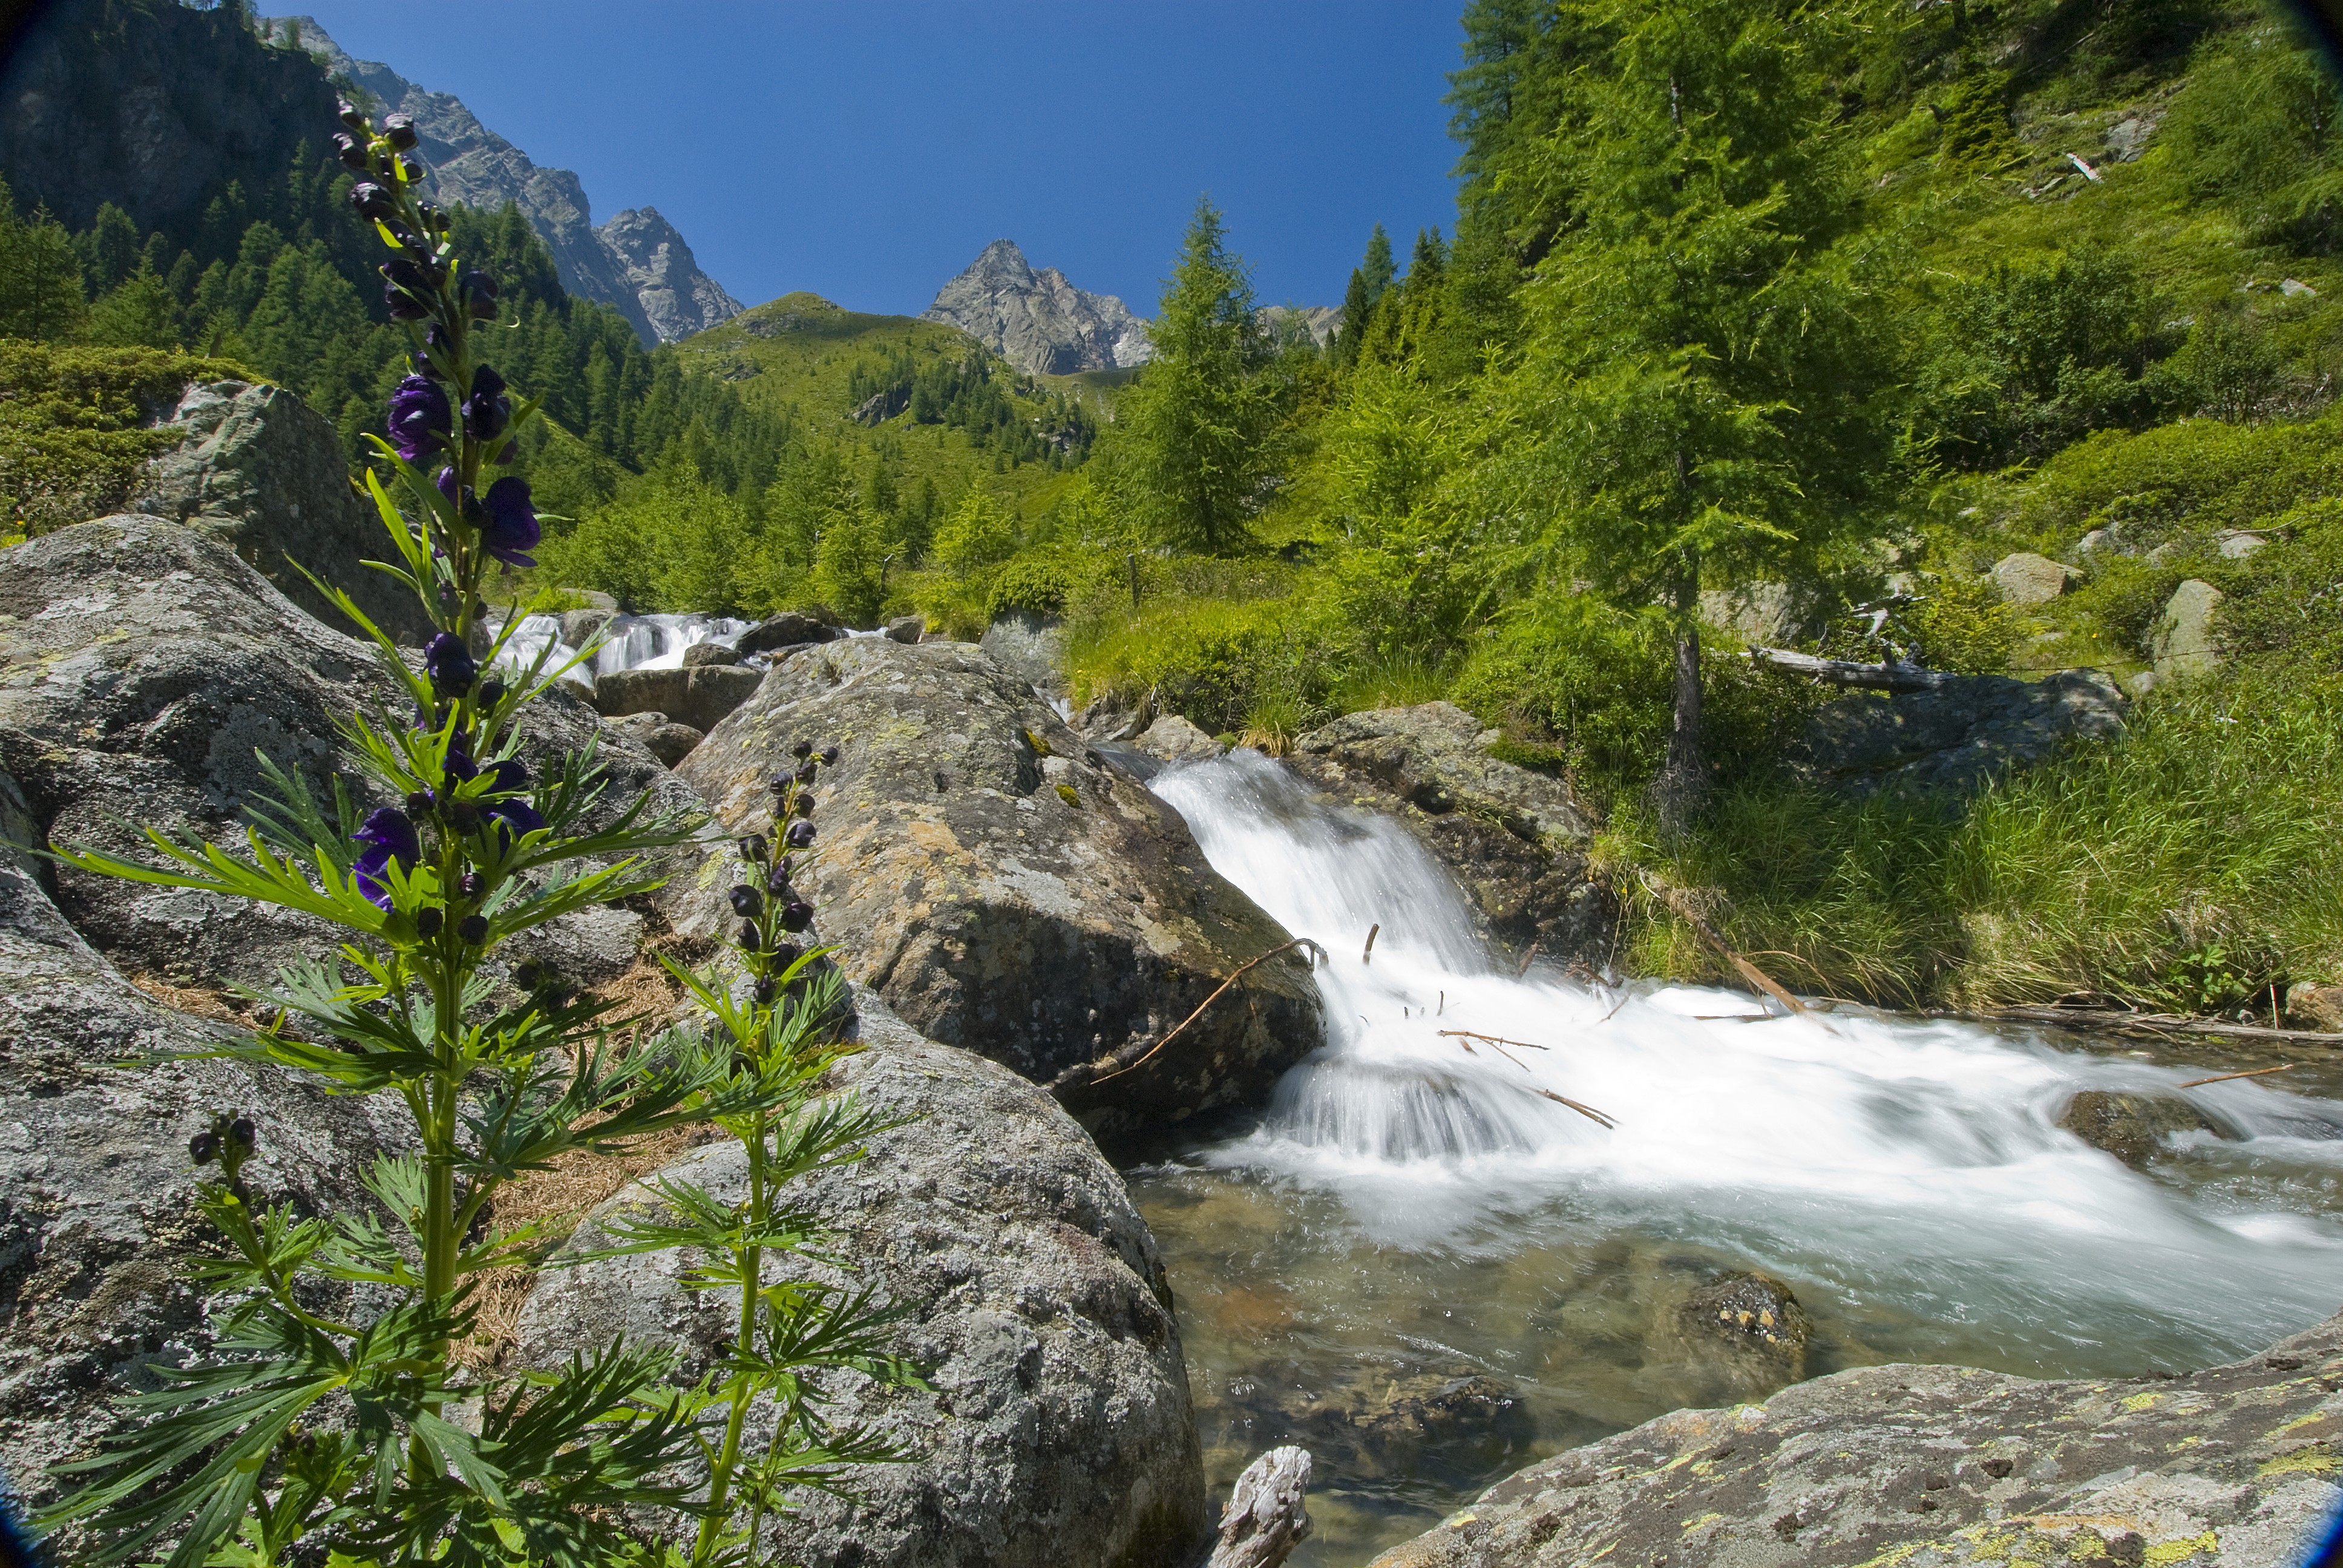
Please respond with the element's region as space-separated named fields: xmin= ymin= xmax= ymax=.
xmin=1120 ymin=197 xmax=1277 ymax=553
xmin=1499 ymin=0 xmax=1886 ymax=835
xmin=1361 ymin=222 xmax=1397 ymax=306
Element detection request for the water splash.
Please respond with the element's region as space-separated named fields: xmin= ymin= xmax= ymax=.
xmin=492 ymin=612 xmax=750 ymax=682
xmin=1149 ymin=748 xmax=2343 ymax=1359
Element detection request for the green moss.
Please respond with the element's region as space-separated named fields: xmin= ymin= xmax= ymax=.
xmin=1055 ymin=782 xmax=1080 ymax=806
xmin=0 ymin=341 xmax=255 ymax=533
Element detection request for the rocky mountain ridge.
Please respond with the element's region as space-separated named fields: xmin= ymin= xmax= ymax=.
xmin=274 ymin=15 xmax=742 ymax=345
xmin=922 ymin=239 xmax=1154 ymax=376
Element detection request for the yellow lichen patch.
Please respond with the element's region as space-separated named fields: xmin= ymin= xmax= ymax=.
xmin=2143 ymin=1534 xmax=2218 ymax=1567
xmin=2258 ymin=1445 xmax=2338 ymax=1478
xmin=1056 ymin=782 xmax=1080 ymax=806
xmin=2121 ymin=1392 xmax=2163 ymax=1413
xmin=1680 ymin=1512 xmax=1725 ymax=1532
xmin=1850 ymin=1540 xmax=1928 ymax=1568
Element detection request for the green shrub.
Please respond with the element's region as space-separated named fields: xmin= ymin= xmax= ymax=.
xmin=2002 ymin=410 xmax=2343 ymax=550
xmin=0 ymin=340 xmax=252 ymax=532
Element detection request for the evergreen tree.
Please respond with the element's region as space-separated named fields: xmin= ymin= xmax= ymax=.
xmin=1361 ymin=221 xmax=1397 ymax=305
xmin=1119 ymin=197 xmax=1280 ymax=552
xmin=1337 ymin=266 xmax=1374 ymax=365
xmin=0 ymin=183 xmax=88 ymax=340
xmin=1498 ymin=0 xmax=1886 ymax=835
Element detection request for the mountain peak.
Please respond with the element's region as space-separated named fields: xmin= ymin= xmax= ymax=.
xmin=923 ymin=242 xmax=1151 ymax=376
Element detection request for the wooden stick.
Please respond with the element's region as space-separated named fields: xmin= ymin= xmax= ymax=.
xmin=2177 ymin=1063 xmax=2297 ymax=1089
xmin=1361 ymin=924 xmax=1379 ymax=965
xmin=1955 ymin=1005 xmax=2343 ymax=1047
xmin=1515 ymin=940 xmax=1541 ymax=977
xmin=1745 ymin=645 xmax=1964 ymax=692
xmin=1532 ymin=1088 xmax=1617 ymax=1128
xmin=1438 ymin=1028 xmax=1550 ymax=1051
xmin=1639 ymin=872 xmax=1807 ymax=1014
xmin=1087 ymin=938 xmax=1328 ymax=1085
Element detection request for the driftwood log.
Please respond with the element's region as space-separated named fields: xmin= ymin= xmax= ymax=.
xmin=1946 ymin=1004 xmax=2343 ymax=1047
xmin=1204 ymin=1446 xmax=1313 ymax=1568
xmin=1745 ymin=645 xmax=1965 ymax=693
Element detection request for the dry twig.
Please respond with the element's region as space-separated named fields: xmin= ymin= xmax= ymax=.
xmin=1088 ymin=938 xmax=1328 ymax=1085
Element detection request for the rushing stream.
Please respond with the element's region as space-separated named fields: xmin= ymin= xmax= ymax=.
xmin=1131 ymin=749 xmax=2343 ymax=1565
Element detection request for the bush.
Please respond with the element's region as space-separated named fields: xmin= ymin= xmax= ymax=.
xmin=0 ymin=340 xmax=251 ymax=532
xmin=2001 ymin=410 xmax=2343 ymax=550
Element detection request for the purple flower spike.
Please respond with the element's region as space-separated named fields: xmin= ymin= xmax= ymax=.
xmin=463 ymin=365 xmax=510 ymax=443
xmin=480 ymin=477 xmax=539 ymax=568
xmin=387 ymin=376 xmax=451 ymax=462
xmin=352 ymin=806 xmax=421 ymax=910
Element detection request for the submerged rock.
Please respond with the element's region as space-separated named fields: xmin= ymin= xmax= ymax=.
xmin=1288 ymin=703 xmax=1611 ymax=966
xmin=2057 ymin=1089 xmax=2217 ymax=1167
xmin=1678 ymin=1270 xmax=1814 ymax=1383
xmin=669 ymin=638 xmax=1323 ymax=1151
xmin=1369 ymin=1312 xmax=2343 ymax=1568
xmin=1265 ymin=1371 xmax=1535 ymax=1486
xmin=133 ymin=379 xmax=433 ymax=644
xmin=1797 ymin=668 xmax=2127 ymax=797
xmin=517 ymin=988 xmax=1208 ymax=1568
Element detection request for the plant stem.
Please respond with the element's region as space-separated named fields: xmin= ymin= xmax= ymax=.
xmin=695 ymin=1101 xmax=768 ymax=1566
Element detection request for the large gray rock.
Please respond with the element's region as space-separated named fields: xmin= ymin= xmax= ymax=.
xmin=0 ymin=515 xmax=697 ymax=996
xmin=593 ymin=664 xmax=764 ymax=733
xmin=667 ymin=638 xmax=1322 ymax=1151
xmin=1368 ymin=1310 xmax=2343 ymax=1568
xmin=1991 ymin=552 xmax=2078 ymax=604
xmin=979 ymin=609 xmax=1069 ymax=699
xmin=735 ymin=611 xmax=842 ymax=658
xmin=1798 ymin=669 xmax=2128 ymax=797
xmin=131 ymin=379 xmax=432 ymax=643
xmin=1699 ymin=580 xmax=1820 ymax=647
xmin=0 ymin=758 xmax=410 ymax=1530
xmin=1288 ymin=704 xmax=1611 ymax=965
xmin=515 ymin=987 xmax=1208 ymax=1568
xmin=2153 ymin=578 xmax=2225 ymax=681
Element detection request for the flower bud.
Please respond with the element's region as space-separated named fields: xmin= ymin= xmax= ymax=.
xmin=793 ymin=760 xmax=818 ymax=786
xmin=415 ymin=906 xmax=444 ymax=936
xmin=772 ymin=941 xmax=804 ymax=969
xmin=333 ymin=132 xmax=369 ymax=171
xmin=405 ymin=790 xmax=434 ymax=816
xmin=739 ymin=834 xmax=768 ymax=863
xmin=729 ymin=884 xmax=763 ymax=918
xmin=513 ymin=961 xmax=541 ymax=990
xmin=382 ymin=113 xmax=418 ymax=150
xmin=459 ymin=871 xmax=485 ymax=898
xmin=779 ymin=900 xmax=814 ymax=933
xmin=477 ymin=678 xmax=506 ymax=708
xmin=764 ymin=861 xmax=793 ymax=897
xmin=791 ymin=792 xmax=816 ymax=818
xmin=791 ymin=740 xmax=814 ymax=760
xmin=753 ymin=976 xmax=776 ymax=1004
xmin=784 ymin=820 xmax=817 ymax=849
xmin=349 ymin=181 xmax=396 ymax=221
xmin=398 ymin=156 xmax=424 ymax=183
xmin=425 ymin=632 xmax=477 ymax=697
xmin=189 ymin=1130 xmax=218 ymax=1164
xmin=338 ymin=99 xmax=367 ymax=130
xmin=739 ymin=918 xmax=762 ymax=951
xmin=460 ymin=269 xmax=500 ymax=321
xmin=457 ymin=913 xmax=489 ymax=943
xmin=820 ymin=745 xmax=842 ymax=766
xmin=229 ymin=1117 xmax=256 ymax=1149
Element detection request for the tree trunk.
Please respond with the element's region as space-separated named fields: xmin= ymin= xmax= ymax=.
xmin=1653 ymin=548 xmax=1703 ymax=839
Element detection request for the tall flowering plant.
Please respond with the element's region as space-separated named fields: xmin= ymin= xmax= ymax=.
xmin=34 ymin=106 xmax=913 ymax=1568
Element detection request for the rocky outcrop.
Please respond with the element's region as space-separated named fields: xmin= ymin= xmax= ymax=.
xmin=594 ymin=663 xmax=764 ymax=733
xmin=515 ymin=987 xmax=1208 ymax=1568
xmin=1369 ymin=1310 xmax=2343 ymax=1568
xmin=736 ymin=611 xmax=842 ymax=658
xmin=0 ymin=757 xmax=411 ymax=1523
xmin=1259 ymin=305 xmax=1341 ymax=350
xmin=132 ymin=379 xmax=431 ymax=643
xmin=1287 ymin=704 xmax=1611 ymax=966
xmin=978 ymin=609 xmax=1067 ymax=699
xmin=0 ymin=515 xmax=698 ymax=996
xmin=277 ymin=16 xmax=742 ymax=344
xmin=667 ymin=638 xmax=1323 ymax=1151
xmin=2154 ymin=578 xmax=2224 ymax=681
xmin=1797 ymin=668 xmax=2127 ymax=797
xmin=923 ymin=240 xmax=1153 ymax=376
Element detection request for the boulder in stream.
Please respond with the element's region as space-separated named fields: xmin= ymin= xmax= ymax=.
xmin=1368 ymin=1310 xmax=2343 ymax=1568
xmin=516 ymin=987 xmax=1209 ymax=1568
xmin=1287 ymin=703 xmax=1611 ymax=966
xmin=1678 ymin=1270 xmax=1814 ymax=1383
xmin=668 ymin=637 xmax=1324 ymax=1151
xmin=2057 ymin=1089 xmax=2218 ymax=1167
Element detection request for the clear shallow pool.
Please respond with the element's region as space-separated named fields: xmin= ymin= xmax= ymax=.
xmin=1132 ymin=751 xmax=2343 ymax=1566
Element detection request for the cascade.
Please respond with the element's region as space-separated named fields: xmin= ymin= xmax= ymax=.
xmin=491 ymin=611 xmax=751 ymax=681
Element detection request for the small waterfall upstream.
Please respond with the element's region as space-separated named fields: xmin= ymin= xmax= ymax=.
xmin=1136 ymin=749 xmax=2343 ymax=1561
xmin=491 ymin=611 xmax=753 ymax=681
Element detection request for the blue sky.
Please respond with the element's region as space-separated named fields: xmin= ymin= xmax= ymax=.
xmin=281 ymin=2 xmax=1468 ymax=319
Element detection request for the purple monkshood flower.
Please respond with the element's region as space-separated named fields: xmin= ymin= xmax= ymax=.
xmin=352 ymin=806 xmax=421 ymax=910
xmin=388 ymin=376 xmax=451 ymax=462
xmin=349 ymin=181 xmax=395 ymax=221
xmin=463 ymin=365 xmax=510 ymax=443
xmin=460 ymin=269 xmax=499 ymax=321
xmin=424 ymin=632 xmax=476 ymax=696
xmin=480 ymin=478 xmax=539 ymax=568
xmin=482 ymin=758 xmax=544 ymax=849
xmin=784 ymin=819 xmax=817 ymax=849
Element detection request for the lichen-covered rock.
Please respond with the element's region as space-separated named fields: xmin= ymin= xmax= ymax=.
xmin=132 ymin=381 xmax=432 ymax=643
xmin=0 ymin=765 xmax=411 ymax=1526
xmin=601 ymin=710 xmax=705 ymax=767
xmin=1797 ymin=669 xmax=2127 ymax=797
xmin=1369 ymin=1312 xmax=2343 ymax=1568
xmin=1991 ymin=552 xmax=2079 ymax=604
xmin=1679 ymin=1270 xmax=1814 ymax=1383
xmin=514 ymin=988 xmax=1208 ymax=1568
xmin=979 ymin=609 xmax=1068 ymax=699
xmin=735 ymin=612 xmax=840 ymax=658
xmin=667 ymin=638 xmax=1322 ymax=1150
xmin=0 ymin=515 xmax=697 ymax=995
xmin=1287 ymin=703 xmax=1611 ymax=966
xmin=594 ymin=664 xmax=763 ymax=732
xmin=2057 ymin=1089 xmax=2220 ymax=1168
xmin=1135 ymin=714 xmax=1225 ymax=764
xmin=2287 ymin=982 xmax=2343 ymax=1033
xmin=2154 ymin=578 xmax=2226 ymax=681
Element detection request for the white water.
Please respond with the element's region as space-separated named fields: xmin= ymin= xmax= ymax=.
xmin=1151 ymin=749 xmax=2343 ymax=1363
xmin=493 ymin=612 xmax=750 ymax=682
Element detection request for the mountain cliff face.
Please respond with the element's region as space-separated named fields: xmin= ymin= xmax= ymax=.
xmin=922 ymin=240 xmax=1153 ymax=376
xmin=275 ymin=16 xmax=742 ymax=345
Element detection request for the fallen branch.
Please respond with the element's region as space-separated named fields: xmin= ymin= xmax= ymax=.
xmin=1745 ymin=645 xmax=1965 ymax=693
xmin=2177 ymin=1063 xmax=2297 ymax=1089
xmin=1362 ymin=923 xmax=1380 ymax=965
xmin=1207 ymin=1446 xmax=1313 ymax=1568
xmin=1532 ymin=1087 xmax=1617 ymax=1129
xmin=1087 ymin=938 xmax=1329 ymax=1086
xmin=1437 ymin=1028 xmax=1550 ymax=1052
xmin=1515 ymin=939 xmax=1541 ymax=977
xmin=1953 ymin=1005 xmax=2343 ymax=1047
xmin=1638 ymin=872 xmax=1807 ymax=1015
xmin=1431 ymin=1031 xmax=1615 ymax=1126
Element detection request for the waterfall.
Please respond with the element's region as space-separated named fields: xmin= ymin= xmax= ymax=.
xmin=1150 ymin=749 xmax=2343 ymax=1357
xmin=491 ymin=612 xmax=751 ymax=682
